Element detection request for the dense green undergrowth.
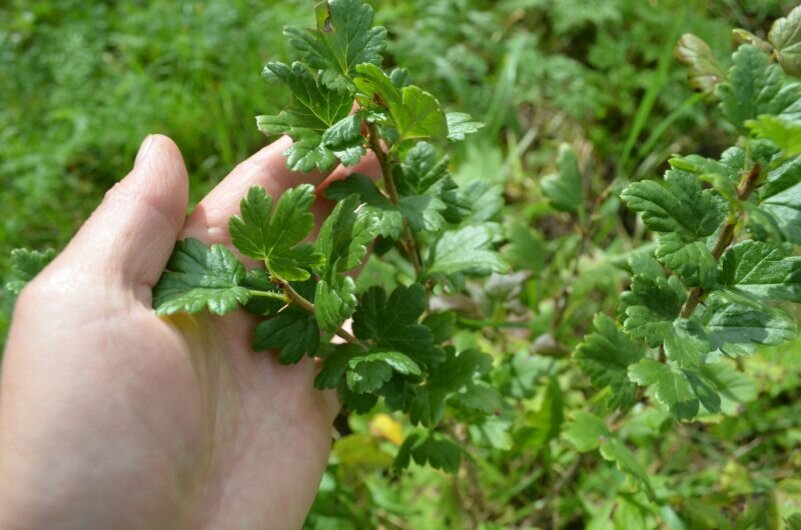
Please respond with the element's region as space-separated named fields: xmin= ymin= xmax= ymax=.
xmin=4 ymin=1 xmax=801 ymax=528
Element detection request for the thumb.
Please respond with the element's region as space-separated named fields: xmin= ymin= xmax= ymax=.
xmin=60 ymin=134 xmax=189 ymax=288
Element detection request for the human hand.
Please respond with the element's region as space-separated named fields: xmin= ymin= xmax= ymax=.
xmin=0 ymin=135 xmax=378 ymax=530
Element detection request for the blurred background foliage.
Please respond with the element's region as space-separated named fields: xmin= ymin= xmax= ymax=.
xmin=3 ymin=0 xmax=801 ymax=528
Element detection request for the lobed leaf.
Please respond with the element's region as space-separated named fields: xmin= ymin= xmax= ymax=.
xmin=719 ymin=240 xmax=801 ymax=303
xmin=620 ymin=169 xmax=725 ymax=243
xmin=153 ymin=239 xmax=250 ymax=316
xmin=252 ymin=308 xmax=320 ymax=364
xmin=574 ymin=314 xmax=645 ymax=410
xmin=715 ymin=45 xmax=801 ymax=130
xmin=284 ymin=0 xmax=387 ymax=79
xmin=428 ymin=225 xmax=508 ymax=277
xmin=655 ymin=233 xmax=716 ymax=288
xmin=445 ymin=112 xmax=484 ymax=141
xmin=541 ymin=143 xmax=584 ymax=214
xmin=768 ymin=4 xmax=801 ymax=77
xmin=354 ymin=64 xmax=448 ymax=143
xmin=621 ymin=275 xmax=686 ymax=347
xmin=347 ymin=351 xmax=421 ymax=393
xmin=229 ymin=185 xmax=324 ymax=281
xmin=394 ymin=432 xmax=463 ymax=474
xmin=758 ymin=155 xmax=801 ymax=244
xmin=257 ymin=61 xmax=362 ymax=172
xmin=746 ymin=115 xmax=801 ymax=158
xmin=674 ymin=33 xmax=726 ymax=96
xmin=352 ymin=284 xmax=434 ymax=357
xmin=5 ymin=247 xmax=55 ymax=295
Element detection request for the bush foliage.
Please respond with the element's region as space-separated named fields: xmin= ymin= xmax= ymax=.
xmin=4 ymin=0 xmax=801 ymax=528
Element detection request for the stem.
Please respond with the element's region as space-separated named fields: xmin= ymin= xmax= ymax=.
xmin=367 ymin=123 xmax=422 ymax=275
xmin=282 ymin=281 xmax=363 ymax=347
xmin=249 ymin=289 xmax=289 ymax=302
xmin=679 ymin=163 xmax=762 ymax=318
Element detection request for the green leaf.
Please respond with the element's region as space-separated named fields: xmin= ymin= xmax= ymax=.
xmin=621 ymin=275 xmax=686 ymax=347
xmin=354 ymin=63 xmax=400 ymax=108
xmin=324 ymin=174 xmax=404 ymax=238
xmin=315 ymin=194 xmax=375 ymax=274
xmin=229 ymin=185 xmax=324 ymax=281
xmin=563 ymin=411 xmax=610 ymax=452
xmin=503 ymin=221 xmax=546 ymax=271
xmin=312 ymin=195 xmax=375 ymax=333
xmin=719 ymin=240 xmax=801 ymax=303
xmin=655 ymin=233 xmax=717 ymax=288
xmin=575 ymin=314 xmax=645 ymax=409
xmin=315 ymin=344 xmax=363 ymax=389
xmin=663 ymin=319 xmax=709 ymax=368
xmin=684 ymin=370 xmax=721 ymax=414
xmin=674 ymin=33 xmax=725 ymax=96
xmin=715 ymin=45 xmax=801 ymax=130
xmin=325 ymin=173 xmax=391 ymax=208
xmin=541 ymin=143 xmax=584 ymax=213
xmin=733 ymin=29 xmax=775 ymax=54
xmin=468 ymin=417 xmax=513 ymax=451
xmin=746 ymin=115 xmax=801 ymax=158
xmin=768 ymin=5 xmax=801 ymax=77
xmin=346 ymin=351 xmax=421 ymax=393
xmin=354 ymin=64 xmax=448 ymax=142
xmin=448 ymin=383 xmax=503 ymax=417
xmin=353 ymin=284 xmax=434 ymax=356
xmin=338 ymin=379 xmax=379 ymax=413
xmin=787 ymin=513 xmax=801 ymax=530
xmin=396 ymin=85 xmax=448 ymax=142
xmin=702 ymin=293 xmax=796 ymax=351
xmin=620 ymin=169 xmax=726 ymax=242
xmin=699 ymin=361 xmax=757 ymax=415
xmin=409 ymin=386 xmax=446 ymax=427
xmin=252 ymin=308 xmax=320 ymax=364
xmin=396 ymin=142 xmax=466 ymax=224
xmin=422 ymin=311 xmax=456 ymax=344
xmin=257 ymin=61 xmax=360 ymax=172
xmin=394 ymin=432 xmax=463 ymax=474
xmin=598 ymin=437 xmax=656 ymax=501
xmin=5 ymin=248 xmax=55 ymax=295
xmin=153 ymin=239 xmax=250 ymax=316
xmin=327 ymin=171 xmax=450 ymax=234
xmin=669 ymin=148 xmax=744 ymax=184
xmin=428 ymin=225 xmax=508 ymax=277
xmin=315 ymin=276 xmax=357 ymax=334
xmin=397 ymin=194 xmax=447 ymax=232
xmin=758 ymin=156 xmax=801 ymax=244
xmin=284 ymin=0 xmax=387 ymax=78
xmin=445 ymin=112 xmax=484 ymax=141
xmin=521 ymin=377 xmax=564 ymax=448
xmin=628 ymin=359 xmax=699 ymax=420
xmin=428 ymin=347 xmax=493 ymax=393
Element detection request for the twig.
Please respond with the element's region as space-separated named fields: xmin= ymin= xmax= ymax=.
xmin=282 ymin=280 xmax=363 ymax=346
xmin=367 ymin=123 xmax=422 ymax=275
xmin=680 ymin=163 xmax=762 ymax=318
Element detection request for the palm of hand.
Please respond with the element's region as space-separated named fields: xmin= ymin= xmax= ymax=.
xmin=0 ymin=136 xmax=377 ymax=530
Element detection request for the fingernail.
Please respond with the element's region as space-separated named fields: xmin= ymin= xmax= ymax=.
xmin=134 ymin=135 xmax=154 ymax=168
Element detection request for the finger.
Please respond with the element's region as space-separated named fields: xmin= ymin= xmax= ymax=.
xmin=57 ymin=135 xmax=189 ymax=287
xmin=181 ymin=136 xmax=330 ymax=245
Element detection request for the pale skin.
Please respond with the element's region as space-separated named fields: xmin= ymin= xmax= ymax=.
xmin=0 ymin=135 xmax=379 ymax=530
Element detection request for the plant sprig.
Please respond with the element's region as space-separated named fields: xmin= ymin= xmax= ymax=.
xmin=149 ymin=0 xmax=501 ymax=474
